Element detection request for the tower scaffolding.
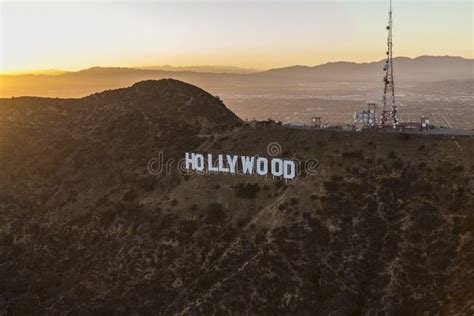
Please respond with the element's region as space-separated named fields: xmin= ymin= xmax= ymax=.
xmin=381 ymin=0 xmax=399 ymax=129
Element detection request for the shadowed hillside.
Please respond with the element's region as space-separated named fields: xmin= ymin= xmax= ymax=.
xmin=0 ymin=80 xmax=472 ymax=314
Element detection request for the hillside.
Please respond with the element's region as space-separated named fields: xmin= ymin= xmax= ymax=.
xmin=0 ymin=79 xmax=240 ymax=136
xmin=0 ymin=80 xmax=473 ymax=314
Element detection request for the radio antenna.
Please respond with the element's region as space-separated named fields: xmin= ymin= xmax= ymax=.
xmin=381 ymin=0 xmax=399 ymax=129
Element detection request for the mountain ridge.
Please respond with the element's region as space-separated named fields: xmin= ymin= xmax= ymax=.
xmin=1 ymin=55 xmax=472 ymax=98
xmin=3 ymin=55 xmax=471 ymax=77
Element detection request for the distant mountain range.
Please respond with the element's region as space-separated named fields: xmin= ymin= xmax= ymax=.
xmin=257 ymin=56 xmax=473 ymax=81
xmin=134 ymin=65 xmax=259 ymax=74
xmin=1 ymin=56 xmax=472 ymax=98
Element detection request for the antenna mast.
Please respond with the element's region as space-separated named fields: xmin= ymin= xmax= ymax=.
xmin=381 ymin=0 xmax=399 ymax=129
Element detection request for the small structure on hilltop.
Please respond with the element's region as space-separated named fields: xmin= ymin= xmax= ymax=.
xmin=391 ymin=116 xmax=432 ymax=132
xmin=354 ymin=102 xmax=377 ymax=130
xmin=421 ymin=116 xmax=430 ymax=131
xmin=311 ymin=116 xmax=321 ymax=129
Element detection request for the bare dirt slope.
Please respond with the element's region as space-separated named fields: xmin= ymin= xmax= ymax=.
xmin=0 ymin=80 xmax=472 ymax=314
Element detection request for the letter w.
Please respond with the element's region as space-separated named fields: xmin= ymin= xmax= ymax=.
xmin=241 ymin=156 xmax=254 ymax=174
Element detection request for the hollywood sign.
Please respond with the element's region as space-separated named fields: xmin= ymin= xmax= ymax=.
xmin=185 ymin=152 xmax=296 ymax=180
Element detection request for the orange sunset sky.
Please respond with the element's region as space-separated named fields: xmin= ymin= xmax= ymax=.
xmin=0 ymin=0 xmax=472 ymax=74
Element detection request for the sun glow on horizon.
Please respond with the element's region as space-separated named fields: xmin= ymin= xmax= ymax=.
xmin=1 ymin=0 xmax=472 ymax=74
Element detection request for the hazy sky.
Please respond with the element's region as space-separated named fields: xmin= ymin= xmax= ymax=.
xmin=1 ymin=0 xmax=472 ymax=73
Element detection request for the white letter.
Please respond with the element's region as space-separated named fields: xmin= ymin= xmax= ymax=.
xmin=241 ymin=156 xmax=254 ymax=174
xmin=283 ymin=160 xmax=296 ymax=180
xmin=271 ymin=158 xmax=284 ymax=177
xmin=256 ymin=157 xmax=268 ymax=176
xmin=218 ymin=154 xmax=229 ymax=172
xmin=194 ymin=154 xmax=204 ymax=171
xmin=185 ymin=152 xmax=194 ymax=170
xmin=208 ymin=154 xmax=218 ymax=172
xmin=227 ymin=155 xmax=238 ymax=174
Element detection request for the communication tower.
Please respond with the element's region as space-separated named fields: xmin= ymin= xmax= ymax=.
xmin=381 ymin=0 xmax=399 ymax=129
